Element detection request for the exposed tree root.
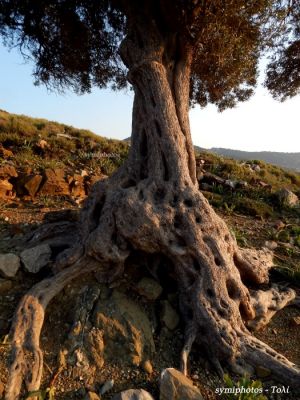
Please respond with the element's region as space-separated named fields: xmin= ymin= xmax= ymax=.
xmin=5 ymin=257 xmax=101 ymax=400
xmin=5 ymin=179 xmax=300 ymax=399
xmin=248 ymin=285 xmax=296 ymax=330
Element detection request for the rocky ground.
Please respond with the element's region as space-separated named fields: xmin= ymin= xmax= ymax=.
xmin=0 ymin=191 xmax=299 ymax=400
xmin=0 ymin=111 xmax=300 ymax=399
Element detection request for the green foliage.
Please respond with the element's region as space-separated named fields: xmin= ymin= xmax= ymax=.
xmin=222 ymin=374 xmax=267 ymax=400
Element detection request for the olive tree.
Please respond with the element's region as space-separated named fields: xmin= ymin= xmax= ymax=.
xmin=1 ymin=1 xmax=300 ymax=399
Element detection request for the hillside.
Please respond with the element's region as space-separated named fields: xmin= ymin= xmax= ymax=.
xmin=208 ymin=147 xmax=300 ymax=172
xmin=0 ymin=110 xmax=300 ymax=399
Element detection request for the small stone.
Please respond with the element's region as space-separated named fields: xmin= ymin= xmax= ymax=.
xmin=160 ymin=300 xmax=180 ymax=330
xmin=192 ymin=374 xmax=199 ymax=380
xmin=143 ymin=360 xmax=153 ymax=374
xmin=160 ymin=368 xmax=204 ymax=400
xmin=0 ymin=253 xmax=21 ymax=278
xmin=84 ymin=392 xmax=101 ymax=400
xmin=136 ymin=277 xmax=163 ymax=301
xmin=99 ymin=379 xmax=114 ymax=395
xmin=272 ymin=329 xmax=277 ymax=335
xmin=0 ymin=278 xmax=13 ymax=294
xmin=272 ymin=220 xmax=285 ymax=230
xmin=21 ymin=244 xmax=51 ymax=273
xmin=38 ymin=139 xmax=49 ymax=149
xmin=256 ymin=366 xmax=271 ymax=378
xmin=291 ymin=316 xmax=300 ymax=326
xmin=112 ymin=389 xmax=155 ymax=400
xmin=264 ymin=241 xmax=278 ymax=250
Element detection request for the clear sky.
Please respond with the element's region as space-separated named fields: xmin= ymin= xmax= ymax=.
xmin=1 ymin=43 xmax=300 ymax=152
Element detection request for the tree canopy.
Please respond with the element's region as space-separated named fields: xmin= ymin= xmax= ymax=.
xmin=0 ymin=0 xmax=299 ymax=109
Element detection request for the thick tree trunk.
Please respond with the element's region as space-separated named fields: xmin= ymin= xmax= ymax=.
xmin=5 ymin=17 xmax=300 ymax=400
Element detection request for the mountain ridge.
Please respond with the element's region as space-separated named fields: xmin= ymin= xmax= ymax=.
xmin=194 ymin=146 xmax=300 ymax=172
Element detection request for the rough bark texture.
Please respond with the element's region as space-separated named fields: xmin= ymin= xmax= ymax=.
xmin=5 ymin=16 xmax=300 ymax=400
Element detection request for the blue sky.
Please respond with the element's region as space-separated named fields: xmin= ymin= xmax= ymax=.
xmin=1 ymin=43 xmax=300 ymax=152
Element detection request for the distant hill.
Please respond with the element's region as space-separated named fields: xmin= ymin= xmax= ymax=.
xmin=199 ymin=147 xmax=300 ymax=172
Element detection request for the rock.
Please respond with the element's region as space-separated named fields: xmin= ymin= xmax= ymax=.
xmin=256 ymin=366 xmax=271 ymax=378
xmin=80 ymin=289 xmax=155 ymax=369
xmin=276 ymin=188 xmax=299 ymax=207
xmin=99 ymin=379 xmax=114 ymax=395
xmin=0 ymin=179 xmax=14 ymax=199
xmin=81 ymin=169 xmax=88 ymax=177
xmin=264 ymin=240 xmax=278 ymax=250
xmin=160 ymin=368 xmax=204 ymax=400
xmin=20 ymin=244 xmax=51 ymax=273
xmin=0 ymin=278 xmax=13 ymax=294
xmin=142 ymin=360 xmax=153 ymax=374
xmin=38 ymin=139 xmax=49 ymax=149
xmin=291 ymin=316 xmax=300 ymax=326
xmin=24 ymin=175 xmax=43 ymax=197
xmin=0 ymin=164 xmax=18 ymax=178
xmin=0 ymin=253 xmax=20 ymax=278
xmin=252 ymin=164 xmax=261 ymax=172
xmin=39 ymin=168 xmax=70 ymax=196
xmin=160 ymin=300 xmax=179 ymax=330
xmin=112 ymin=389 xmax=155 ymax=400
xmin=136 ymin=277 xmax=163 ymax=301
xmin=84 ymin=391 xmax=101 ymax=400
xmin=0 ymin=144 xmax=13 ymax=158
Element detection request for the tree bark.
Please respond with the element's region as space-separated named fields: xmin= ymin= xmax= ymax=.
xmin=5 ymin=16 xmax=300 ymax=400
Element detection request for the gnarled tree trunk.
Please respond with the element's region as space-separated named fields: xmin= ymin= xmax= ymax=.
xmin=5 ymin=15 xmax=300 ymax=400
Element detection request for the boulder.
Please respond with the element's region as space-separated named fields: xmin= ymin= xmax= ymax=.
xmin=160 ymin=368 xmax=203 ymax=400
xmin=0 ymin=253 xmax=20 ymax=278
xmin=160 ymin=301 xmax=179 ymax=330
xmin=84 ymin=290 xmax=155 ymax=368
xmin=24 ymin=175 xmax=43 ymax=197
xmin=276 ymin=188 xmax=299 ymax=207
xmin=112 ymin=389 xmax=155 ymax=400
xmin=136 ymin=277 xmax=163 ymax=301
xmin=20 ymin=244 xmax=51 ymax=273
xmin=39 ymin=168 xmax=70 ymax=196
xmin=0 ymin=164 xmax=18 ymax=178
xmin=0 ymin=179 xmax=14 ymax=199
